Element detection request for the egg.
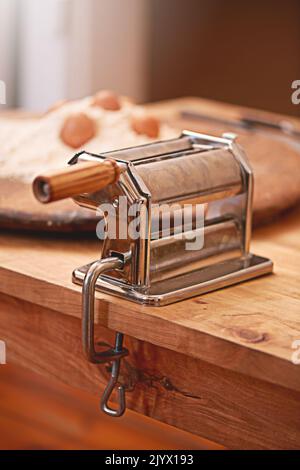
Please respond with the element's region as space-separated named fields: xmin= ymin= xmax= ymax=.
xmin=92 ymin=90 xmax=121 ymax=111
xmin=60 ymin=113 xmax=96 ymax=149
xmin=131 ymin=114 xmax=160 ymax=138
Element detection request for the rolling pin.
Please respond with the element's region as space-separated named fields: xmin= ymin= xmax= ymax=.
xmin=33 ymin=159 xmax=122 ymax=203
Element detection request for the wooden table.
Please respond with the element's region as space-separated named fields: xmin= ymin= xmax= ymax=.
xmin=0 ymin=101 xmax=300 ymax=450
xmin=1 ymin=205 xmax=300 ymax=449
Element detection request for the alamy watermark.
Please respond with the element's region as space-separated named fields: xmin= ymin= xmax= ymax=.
xmin=0 ymin=340 xmax=6 ymax=364
xmin=291 ymin=80 xmax=300 ymax=105
xmin=0 ymin=80 xmax=6 ymax=105
xmin=95 ymin=197 xmax=205 ymax=251
xmin=291 ymin=340 xmax=300 ymax=365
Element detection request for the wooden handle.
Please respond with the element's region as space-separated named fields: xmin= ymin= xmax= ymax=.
xmin=33 ymin=159 xmax=121 ymax=203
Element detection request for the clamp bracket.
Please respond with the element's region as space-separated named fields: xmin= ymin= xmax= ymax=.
xmin=82 ymin=256 xmax=128 ymax=417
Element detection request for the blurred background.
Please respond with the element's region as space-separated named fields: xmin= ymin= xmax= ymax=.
xmin=0 ymin=0 xmax=300 ymax=115
xmin=0 ymin=0 xmax=300 ymax=450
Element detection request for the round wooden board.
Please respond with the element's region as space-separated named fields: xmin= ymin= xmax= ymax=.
xmin=0 ymin=179 xmax=99 ymax=233
xmin=1 ymin=100 xmax=300 ymax=233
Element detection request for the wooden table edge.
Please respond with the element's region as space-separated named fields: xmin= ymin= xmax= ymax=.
xmin=0 ymin=263 xmax=299 ymax=394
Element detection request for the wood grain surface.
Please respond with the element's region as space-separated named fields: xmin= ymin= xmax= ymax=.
xmin=0 ymin=179 xmax=97 ymax=232
xmin=0 ymin=294 xmax=299 ymax=449
xmin=1 ymin=97 xmax=300 ymax=231
xmin=0 ymin=206 xmax=299 ymax=394
xmin=0 ymin=365 xmax=215 ymax=450
xmin=0 ymin=192 xmax=300 ymax=448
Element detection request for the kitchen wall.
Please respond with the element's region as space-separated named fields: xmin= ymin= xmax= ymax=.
xmin=0 ymin=0 xmax=17 ymax=107
xmin=88 ymin=0 xmax=150 ymax=103
xmin=2 ymin=0 xmax=149 ymax=111
xmin=149 ymin=0 xmax=300 ymax=116
xmin=1 ymin=0 xmax=300 ymax=114
xmin=18 ymin=0 xmax=70 ymax=110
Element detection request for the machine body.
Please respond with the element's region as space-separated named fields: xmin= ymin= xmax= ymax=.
xmin=69 ymin=130 xmax=273 ymax=305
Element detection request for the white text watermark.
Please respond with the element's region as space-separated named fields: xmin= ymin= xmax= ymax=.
xmin=291 ymin=80 xmax=300 ymax=105
xmin=95 ymin=198 xmax=205 ymax=250
xmin=0 ymin=340 xmax=6 ymax=364
xmin=0 ymin=80 xmax=6 ymax=105
xmin=291 ymin=339 xmax=300 ymax=365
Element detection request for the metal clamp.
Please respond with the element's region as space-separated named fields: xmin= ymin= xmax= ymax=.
xmin=82 ymin=256 xmax=128 ymax=417
xmin=101 ymin=332 xmax=126 ymax=417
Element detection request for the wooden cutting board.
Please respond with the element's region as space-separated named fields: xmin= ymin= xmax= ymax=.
xmin=1 ymin=97 xmax=300 ymax=232
xmin=0 ymin=179 xmax=98 ymax=233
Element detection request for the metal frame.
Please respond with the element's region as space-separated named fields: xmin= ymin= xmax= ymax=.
xmin=73 ymin=131 xmax=273 ymax=306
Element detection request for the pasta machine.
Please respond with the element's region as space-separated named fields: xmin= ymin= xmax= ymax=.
xmin=33 ymin=130 xmax=273 ymax=416
xmin=34 ymin=129 xmax=272 ymax=304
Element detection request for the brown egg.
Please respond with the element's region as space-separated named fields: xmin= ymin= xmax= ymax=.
xmin=60 ymin=113 xmax=96 ymax=149
xmin=46 ymin=99 xmax=68 ymax=114
xmin=92 ymin=90 xmax=121 ymax=111
xmin=131 ymin=114 xmax=160 ymax=138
